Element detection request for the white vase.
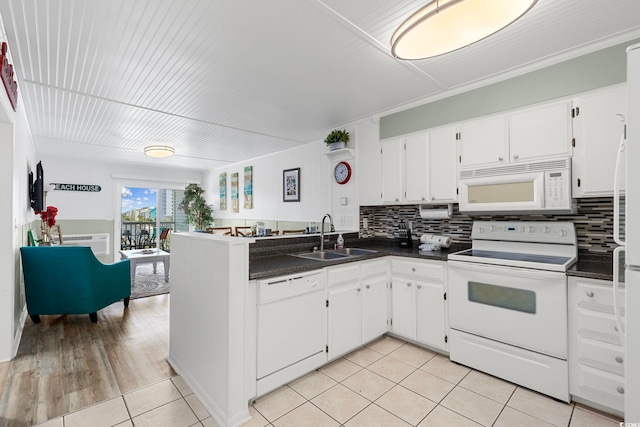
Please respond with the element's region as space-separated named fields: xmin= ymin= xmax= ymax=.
xmin=328 ymin=141 xmax=345 ymax=151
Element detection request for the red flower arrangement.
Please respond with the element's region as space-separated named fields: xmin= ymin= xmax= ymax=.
xmin=35 ymin=206 xmax=58 ymax=227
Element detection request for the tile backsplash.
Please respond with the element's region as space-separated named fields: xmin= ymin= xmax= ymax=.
xmin=360 ymin=197 xmax=622 ymax=254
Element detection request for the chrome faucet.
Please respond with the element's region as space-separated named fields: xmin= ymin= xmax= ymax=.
xmin=320 ymin=213 xmax=335 ymax=251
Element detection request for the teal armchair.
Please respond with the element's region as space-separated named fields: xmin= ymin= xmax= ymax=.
xmin=20 ymin=246 xmax=131 ymax=323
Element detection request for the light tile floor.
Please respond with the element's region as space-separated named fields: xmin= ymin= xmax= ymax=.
xmin=33 ymin=336 xmax=623 ymax=427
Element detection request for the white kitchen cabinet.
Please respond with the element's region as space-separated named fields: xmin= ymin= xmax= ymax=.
xmin=459 ymin=114 xmax=509 ymax=169
xmin=381 ymin=138 xmax=404 ymax=204
xmin=509 ymin=99 xmax=573 ymax=162
xmin=404 ymin=133 xmax=430 ymax=203
xmin=572 ymin=84 xmax=627 ymax=197
xmin=358 ymin=121 xmax=384 ymax=206
xmin=568 ymin=276 xmax=625 ymax=416
xmin=361 ymin=274 xmax=388 ymax=343
xmin=381 ymin=127 xmax=457 ymax=204
xmin=327 ymin=282 xmax=362 ymax=360
xmin=326 ymin=260 xmax=388 ymax=360
xmin=390 ymin=258 xmax=447 ymax=351
xmin=428 ymin=126 xmax=458 ymax=202
xmin=415 ymin=280 xmax=446 ymax=347
xmin=459 ymin=99 xmax=572 ymax=170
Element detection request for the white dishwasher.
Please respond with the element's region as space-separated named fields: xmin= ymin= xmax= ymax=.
xmin=256 ymin=270 xmax=327 ymax=396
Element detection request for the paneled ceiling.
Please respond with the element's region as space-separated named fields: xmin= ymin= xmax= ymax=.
xmin=1 ymin=0 xmax=639 ymax=171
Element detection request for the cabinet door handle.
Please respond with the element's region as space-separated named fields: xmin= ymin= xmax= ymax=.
xmin=357 ymin=288 xmax=361 ymax=292
xmin=395 ymin=198 xmax=399 ymax=202
xmin=421 ymin=197 xmax=426 ymax=200
xmin=498 ymin=156 xmax=504 ymax=161
xmin=614 ymin=326 xmax=619 ymax=332
xmin=513 ymin=154 xmax=519 ymax=159
xmin=407 ymin=283 xmax=412 ymax=287
xmin=417 ymin=284 xmax=422 ymax=289
xmin=617 ymin=386 xmax=625 ymax=394
xmin=431 ymin=196 xmax=435 ymax=201
xmin=365 ymin=285 xmax=370 ymax=289
xmin=412 ymin=268 xmax=416 ymax=272
xmin=586 ymin=291 xmax=594 ymax=297
xmin=615 ymin=356 xmax=624 ymax=364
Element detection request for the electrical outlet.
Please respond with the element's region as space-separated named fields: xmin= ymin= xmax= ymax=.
xmin=340 ymin=197 xmax=348 ymax=206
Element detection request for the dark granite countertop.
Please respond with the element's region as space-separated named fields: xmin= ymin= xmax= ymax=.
xmin=249 ymin=237 xmax=470 ymax=280
xmin=249 ymin=235 xmax=620 ymax=282
xmin=567 ymin=252 xmax=622 ymax=282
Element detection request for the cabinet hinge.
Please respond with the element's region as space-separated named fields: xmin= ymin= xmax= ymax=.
xmin=326 ymin=299 xmax=329 ymax=308
xmin=389 ymin=282 xmax=393 ymax=289
xmin=444 ymin=292 xmax=447 ymax=301
xmin=390 ymin=318 xmax=393 ymax=326
xmin=572 ymin=107 xmax=580 ymax=118
xmin=326 ymin=345 xmax=329 ymax=353
xmin=577 ymin=178 xmax=581 ymax=188
xmin=456 ymin=188 xmax=459 ymax=195
xmin=445 ymin=335 xmax=448 ymax=343
xmin=572 ymin=138 xmax=576 ymax=148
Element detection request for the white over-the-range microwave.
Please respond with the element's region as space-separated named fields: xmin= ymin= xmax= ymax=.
xmin=458 ymin=157 xmax=576 ymax=214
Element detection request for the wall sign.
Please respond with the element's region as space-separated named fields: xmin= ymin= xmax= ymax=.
xmin=52 ymin=183 xmax=102 ymax=192
xmin=0 ymin=42 xmax=18 ymax=111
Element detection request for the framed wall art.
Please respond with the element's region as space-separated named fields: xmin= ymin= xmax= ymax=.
xmin=283 ymin=168 xmax=300 ymax=202
xmin=219 ymin=172 xmax=227 ymax=210
xmin=244 ymin=166 xmax=253 ymax=209
xmin=231 ymin=172 xmax=239 ymax=213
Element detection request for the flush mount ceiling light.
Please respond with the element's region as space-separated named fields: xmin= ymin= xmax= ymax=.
xmin=144 ymin=145 xmax=175 ymax=158
xmin=391 ymin=0 xmax=538 ymax=60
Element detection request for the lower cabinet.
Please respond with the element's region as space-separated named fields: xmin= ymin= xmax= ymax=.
xmin=390 ymin=258 xmax=447 ymax=351
xmin=327 ymin=259 xmax=388 ymax=360
xmin=568 ymin=276 xmax=625 ymax=415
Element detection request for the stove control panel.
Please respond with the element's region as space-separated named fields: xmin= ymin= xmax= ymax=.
xmin=472 ymin=221 xmax=576 ymax=244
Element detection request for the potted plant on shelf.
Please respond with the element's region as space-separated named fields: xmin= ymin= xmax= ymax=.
xmin=179 ymin=183 xmax=214 ymax=231
xmin=324 ymin=129 xmax=350 ymax=151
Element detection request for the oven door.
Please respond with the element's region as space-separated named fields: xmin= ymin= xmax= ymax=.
xmin=448 ymin=260 xmax=567 ymax=359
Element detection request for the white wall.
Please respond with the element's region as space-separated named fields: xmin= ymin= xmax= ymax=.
xmin=1 ymin=77 xmax=38 ymax=361
xmin=207 ymin=120 xmax=372 ymax=231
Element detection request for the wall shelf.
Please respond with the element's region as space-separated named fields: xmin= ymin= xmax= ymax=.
xmin=323 ymin=148 xmax=354 ymax=162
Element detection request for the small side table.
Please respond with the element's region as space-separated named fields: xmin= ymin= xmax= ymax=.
xmin=119 ymin=249 xmax=170 ymax=288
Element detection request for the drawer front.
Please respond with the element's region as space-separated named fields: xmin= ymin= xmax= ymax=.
xmin=576 ymin=336 xmax=624 ymax=376
xmin=573 ymin=364 xmax=624 ymax=413
xmin=576 ymin=309 xmax=624 ymax=346
xmin=576 ymin=281 xmax=625 ymax=313
xmin=360 ymin=259 xmax=388 ymax=279
xmin=327 ymin=264 xmax=361 ymax=287
xmin=391 ymin=258 xmax=445 ymax=282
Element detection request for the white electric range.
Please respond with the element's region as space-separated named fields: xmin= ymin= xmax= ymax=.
xmin=448 ymin=220 xmax=577 ymax=402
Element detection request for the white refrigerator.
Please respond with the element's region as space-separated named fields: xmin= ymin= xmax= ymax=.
xmin=616 ymin=42 xmax=640 ymax=423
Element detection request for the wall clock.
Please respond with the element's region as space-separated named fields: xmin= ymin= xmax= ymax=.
xmin=334 ymin=161 xmax=352 ymax=185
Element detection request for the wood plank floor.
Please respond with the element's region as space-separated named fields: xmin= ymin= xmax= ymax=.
xmin=0 ymin=295 xmax=174 ymax=427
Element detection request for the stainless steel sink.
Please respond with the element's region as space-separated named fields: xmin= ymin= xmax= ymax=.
xmin=290 ymin=247 xmax=377 ymax=261
xmin=332 ymin=248 xmax=378 ymax=256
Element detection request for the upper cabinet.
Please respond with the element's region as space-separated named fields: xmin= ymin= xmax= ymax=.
xmin=459 ymin=100 xmax=573 ymax=170
xmin=381 ymin=126 xmax=457 ymax=205
xmin=572 ymin=84 xmax=627 ymax=198
xmin=458 ymin=114 xmax=509 ymax=169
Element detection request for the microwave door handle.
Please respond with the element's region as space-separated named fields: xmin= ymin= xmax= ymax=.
xmin=614 ymin=128 xmax=626 ymax=246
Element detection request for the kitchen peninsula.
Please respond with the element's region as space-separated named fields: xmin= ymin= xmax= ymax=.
xmin=168 ymin=230 xmax=619 ymax=427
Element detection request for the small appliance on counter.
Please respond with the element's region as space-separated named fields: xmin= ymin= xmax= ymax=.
xmin=397 ymin=220 xmax=412 ymax=248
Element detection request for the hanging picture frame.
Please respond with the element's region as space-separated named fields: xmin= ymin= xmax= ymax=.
xmin=283 ymin=168 xmax=300 ymax=202
xmin=244 ymin=166 xmax=253 ymax=209
xmin=219 ymin=172 xmax=227 ymax=210
xmin=231 ymin=172 xmax=239 ymax=213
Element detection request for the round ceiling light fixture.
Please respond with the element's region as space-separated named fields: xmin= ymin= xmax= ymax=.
xmin=144 ymin=145 xmax=175 ymax=158
xmin=391 ymin=0 xmax=538 ymax=60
